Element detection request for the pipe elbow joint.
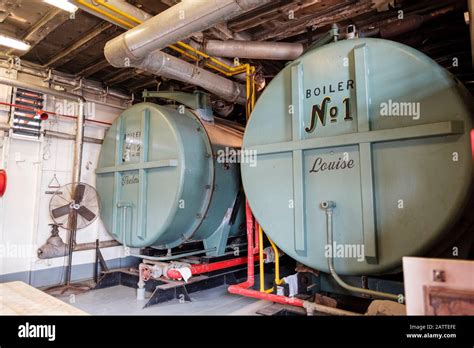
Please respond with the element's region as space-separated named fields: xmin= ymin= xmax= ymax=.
xmin=104 ymin=36 xmax=138 ymax=68
xmin=321 ymin=201 xmax=336 ymax=209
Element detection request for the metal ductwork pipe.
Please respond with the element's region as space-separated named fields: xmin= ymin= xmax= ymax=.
xmin=103 ymin=0 xmax=270 ymax=104
xmin=132 ymin=50 xmax=246 ymax=104
xmin=203 ymin=40 xmax=304 ymax=60
xmin=45 ymin=130 xmax=103 ymax=145
xmin=104 ymin=0 xmax=270 ymax=66
xmin=38 ymin=238 xmax=121 ymax=259
xmin=0 ymin=75 xmax=85 ymax=102
xmin=0 ymin=59 xmax=131 ymax=101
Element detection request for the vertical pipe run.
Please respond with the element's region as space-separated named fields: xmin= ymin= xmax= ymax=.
xmin=258 ymin=225 xmax=265 ymax=292
xmin=72 ymin=99 xmax=85 ymax=184
xmin=321 ymin=201 xmax=402 ymax=302
xmin=268 ymin=236 xmax=283 ymax=285
xmin=244 ymin=201 xmax=255 ymax=287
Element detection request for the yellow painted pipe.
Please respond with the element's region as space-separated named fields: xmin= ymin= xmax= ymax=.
xmin=268 ymin=236 xmax=283 ymax=285
xmin=258 ymin=225 xmax=265 ymax=292
xmin=76 ymin=0 xmax=248 ymax=75
xmin=76 ymin=0 xmax=135 ymax=28
xmin=95 ymin=0 xmax=142 ymax=25
xmin=259 ymin=224 xmax=283 ymax=293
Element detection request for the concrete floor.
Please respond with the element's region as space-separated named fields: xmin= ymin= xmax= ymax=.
xmin=60 ymin=284 xmax=270 ymax=315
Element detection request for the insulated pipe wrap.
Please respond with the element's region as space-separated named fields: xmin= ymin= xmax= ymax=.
xmin=134 ymin=50 xmax=246 ymax=104
xmin=204 ymin=40 xmax=304 ymax=60
xmin=104 ymin=0 xmax=270 ymax=66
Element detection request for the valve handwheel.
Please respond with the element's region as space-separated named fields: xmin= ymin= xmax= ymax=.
xmin=0 ymin=170 xmax=6 ymax=197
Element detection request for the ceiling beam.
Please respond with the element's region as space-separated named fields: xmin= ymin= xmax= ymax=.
xmin=253 ymin=0 xmax=374 ymax=41
xmin=41 ymin=21 xmax=113 ymax=68
xmin=127 ymin=77 xmax=162 ymax=92
xmin=105 ymin=69 xmax=137 ymax=86
xmin=76 ymin=58 xmax=110 ymax=77
xmin=6 ymin=8 xmax=71 ymax=56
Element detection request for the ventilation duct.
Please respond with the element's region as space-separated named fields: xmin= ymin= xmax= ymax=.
xmin=203 ymin=40 xmax=304 ymax=60
xmin=104 ymin=0 xmax=270 ymax=66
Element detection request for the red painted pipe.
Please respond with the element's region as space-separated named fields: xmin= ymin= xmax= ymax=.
xmin=165 ymin=201 xmax=264 ymax=281
xmin=243 ymin=200 xmax=255 ymax=286
xmin=166 ymin=255 xmax=259 ymax=280
xmin=227 ymin=200 xmax=304 ymax=308
xmin=253 ymin=218 xmax=259 ymax=254
xmin=0 ymin=101 xmax=112 ymax=126
xmin=228 ymin=286 xmax=304 ymax=307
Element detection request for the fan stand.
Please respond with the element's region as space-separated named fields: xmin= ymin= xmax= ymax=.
xmin=45 ymin=186 xmax=93 ymax=297
xmin=44 ymin=228 xmax=91 ymax=296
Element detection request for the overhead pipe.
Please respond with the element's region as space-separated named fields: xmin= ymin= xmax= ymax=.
xmin=0 ymin=59 xmax=131 ymax=102
xmin=129 ymin=50 xmax=246 ymax=104
xmin=44 ymin=130 xmax=103 ymax=145
xmin=73 ymin=0 xmax=152 ymax=28
xmin=103 ymin=0 xmax=270 ymax=103
xmin=0 ymin=75 xmax=85 ymax=103
xmin=187 ymin=40 xmax=248 ymax=82
xmin=80 ymin=0 xmax=254 ymax=82
xmin=0 ymin=124 xmax=102 ymax=144
xmin=0 ymin=101 xmax=113 ymax=127
xmin=104 ymin=0 xmax=270 ymax=66
xmin=203 ymin=40 xmax=304 ymax=60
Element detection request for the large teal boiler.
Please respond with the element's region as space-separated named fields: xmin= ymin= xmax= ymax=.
xmin=96 ymin=99 xmax=244 ymax=255
xmin=242 ymin=38 xmax=474 ymax=276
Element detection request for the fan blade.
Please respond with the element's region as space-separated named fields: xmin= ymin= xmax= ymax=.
xmin=75 ymin=184 xmax=86 ymax=204
xmin=77 ymin=205 xmax=96 ymax=221
xmin=52 ymin=204 xmax=71 ymax=219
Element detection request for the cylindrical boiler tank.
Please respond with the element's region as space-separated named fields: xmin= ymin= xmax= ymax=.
xmin=96 ymin=100 xmax=244 ymax=253
xmin=242 ymin=38 xmax=473 ymax=275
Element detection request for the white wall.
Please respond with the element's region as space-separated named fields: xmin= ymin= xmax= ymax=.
xmin=0 ymin=68 xmax=131 ymax=284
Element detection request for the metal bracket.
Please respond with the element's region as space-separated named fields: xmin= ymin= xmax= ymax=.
xmin=305 ymin=24 xmax=340 ymax=52
xmin=142 ymin=90 xmax=214 ymax=121
xmin=203 ymin=189 xmax=244 ymax=256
